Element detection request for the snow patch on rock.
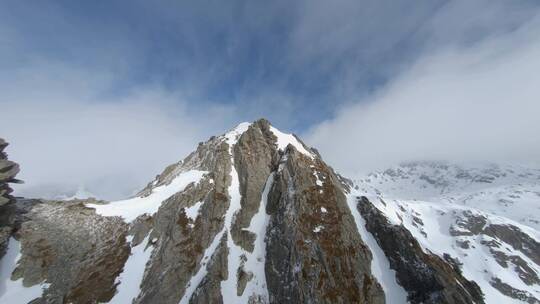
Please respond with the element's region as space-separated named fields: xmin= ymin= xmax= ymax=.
xmin=220 ymin=154 xmax=248 ymax=301
xmin=88 ymin=170 xmax=206 ymax=222
xmin=224 ymin=122 xmax=251 ymax=147
xmin=184 ymin=201 xmax=203 ymax=221
xmin=269 ymin=126 xmax=313 ymax=158
xmin=313 ymin=171 xmax=323 ymax=187
xmin=110 ymin=235 xmax=153 ymax=303
xmin=179 ymin=229 xmax=225 ymax=304
xmin=239 ymin=173 xmax=274 ymax=301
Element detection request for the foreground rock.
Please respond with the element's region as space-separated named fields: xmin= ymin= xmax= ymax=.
xmin=1 ymin=199 xmax=129 ymax=304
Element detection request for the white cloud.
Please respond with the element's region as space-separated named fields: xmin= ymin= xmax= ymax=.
xmin=0 ymin=62 xmax=234 ymax=200
xmin=306 ymin=15 xmax=540 ymax=175
xmin=2 ymin=0 xmax=540 ymax=199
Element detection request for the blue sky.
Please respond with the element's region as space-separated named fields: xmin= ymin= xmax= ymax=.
xmin=1 ymin=0 xmax=540 ymax=199
xmin=1 ymin=0 xmax=449 ymax=129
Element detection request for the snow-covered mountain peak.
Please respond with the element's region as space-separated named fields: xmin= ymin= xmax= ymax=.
xmin=222 ymin=119 xmax=314 ymax=158
xmin=1 ymin=128 xmax=538 ymax=304
xmin=223 ymin=121 xmax=252 ymax=147
xmin=357 ymin=161 xmax=540 ymax=197
xmin=354 ymin=161 xmax=540 ymax=230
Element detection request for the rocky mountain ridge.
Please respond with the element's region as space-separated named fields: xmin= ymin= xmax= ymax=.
xmin=0 ymin=138 xmax=20 ymax=207
xmin=0 ymin=121 xmax=538 ymax=304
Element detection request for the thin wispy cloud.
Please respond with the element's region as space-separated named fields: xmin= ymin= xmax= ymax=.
xmin=0 ymin=62 xmax=235 ymax=199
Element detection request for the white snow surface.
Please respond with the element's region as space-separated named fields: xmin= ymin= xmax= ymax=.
xmin=184 ymin=201 xmax=203 ymax=221
xmin=88 ymin=169 xmax=206 ymax=222
xmin=269 ymin=125 xmax=313 ymax=158
xmin=0 ymin=238 xmax=49 ymax=304
xmin=239 ymin=173 xmax=274 ymax=301
xmin=224 ymin=122 xmax=251 ymax=147
xmin=109 ymin=235 xmax=154 ymax=304
xmin=346 ymin=192 xmax=408 ymax=303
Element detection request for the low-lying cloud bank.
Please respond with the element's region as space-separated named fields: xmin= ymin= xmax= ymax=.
xmin=0 ymin=63 xmax=235 ymax=200
xmin=306 ymin=16 xmax=540 ymax=175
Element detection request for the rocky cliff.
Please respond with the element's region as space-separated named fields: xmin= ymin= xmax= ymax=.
xmin=0 ymin=138 xmax=22 ymax=261
xmin=0 ymin=138 xmax=20 ymax=207
xmin=0 ymin=120 xmax=538 ymax=304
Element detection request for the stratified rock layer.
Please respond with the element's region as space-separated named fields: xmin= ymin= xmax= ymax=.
xmin=0 ymin=138 xmax=21 ymax=260
xmin=265 ymin=149 xmax=384 ymax=304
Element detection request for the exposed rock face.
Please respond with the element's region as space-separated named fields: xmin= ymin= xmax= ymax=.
xmin=483 ymin=224 xmax=540 ymax=266
xmin=357 ymin=196 xmax=484 ymax=304
xmin=265 ymin=150 xmax=384 ymax=304
xmin=13 ymin=200 xmax=130 ymax=304
xmin=231 ymin=122 xmax=277 ymax=253
xmin=188 ymin=234 xmax=228 ymax=304
xmin=0 ymin=138 xmax=21 ymax=260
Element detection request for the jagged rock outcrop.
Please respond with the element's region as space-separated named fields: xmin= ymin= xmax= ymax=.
xmin=0 ymin=138 xmax=22 ymax=261
xmin=134 ymin=139 xmax=231 ymax=304
xmin=357 ymin=196 xmax=484 ymax=304
xmin=0 ymin=138 xmax=20 ymax=207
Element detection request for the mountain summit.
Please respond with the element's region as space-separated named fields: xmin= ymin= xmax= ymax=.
xmin=0 ymin=119 xmax=538 ymax=304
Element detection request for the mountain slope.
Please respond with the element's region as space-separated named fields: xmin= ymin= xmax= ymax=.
xmin=353 ymin=162 xmax=540 ymax=303
xmin=0 ymin=121 xmax=538 ymax=304
xmin=354 ymin=161 xmax=540 ymax=229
